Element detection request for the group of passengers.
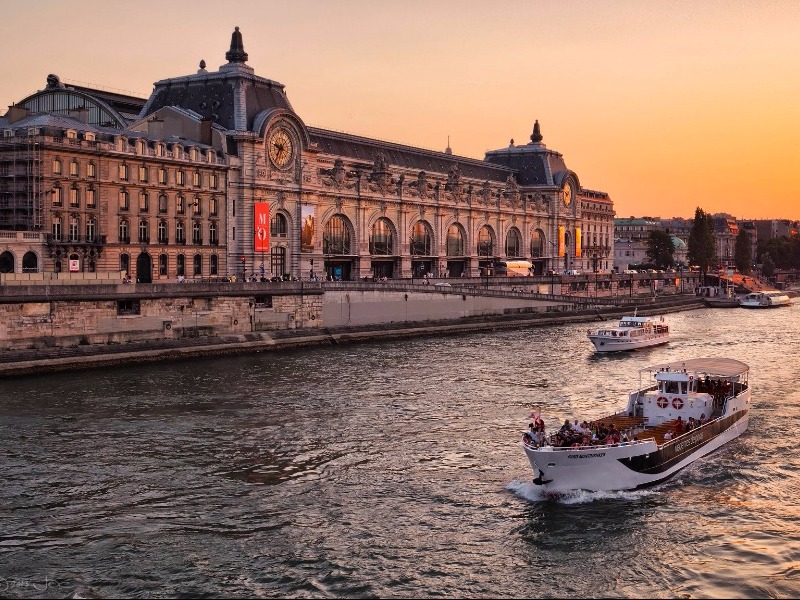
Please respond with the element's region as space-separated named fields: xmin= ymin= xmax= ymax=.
xmin=663 ymin=414 xmax=706 ymax=440
xmin=523 ymin=418 xmax=637 ymax=449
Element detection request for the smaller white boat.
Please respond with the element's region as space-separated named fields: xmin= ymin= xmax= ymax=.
xmin=739 ymin=290 xmax=791 ymax=308
xmin=587 ymin=314 xmax=669 ymax=352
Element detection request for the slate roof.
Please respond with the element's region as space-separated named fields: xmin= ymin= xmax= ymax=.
xmin=308 ymin=127 xmax=514 ymax=183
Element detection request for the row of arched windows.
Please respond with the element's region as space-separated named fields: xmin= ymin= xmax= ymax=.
xmin=119 ymin=253 xmax=220 ymax=277
xmin=0 ymin=250 xmax=38 ymax=273
xmin=51 ymin=215 xmax=98 ymax=243
xmin=325 ymin=216 xmax=547 ymax=258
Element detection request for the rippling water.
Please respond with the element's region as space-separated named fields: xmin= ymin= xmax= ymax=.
xmin=2 ymin=307 xmax=800 ymax=598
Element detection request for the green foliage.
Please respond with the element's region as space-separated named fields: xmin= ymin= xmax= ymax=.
xmin=645 ymin=230 xmax=675 ymax=269
xmin=756 ymin=234 xmax=800 ymax=269
xmin=734 ymin=229 xmax=752 ymax=274
xmin=761 ymin=253 xmax=776 ymax=278
xmin=687 ymin=208 xmax=716 ymax=274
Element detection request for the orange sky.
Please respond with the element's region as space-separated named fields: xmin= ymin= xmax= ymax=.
xmin=2 ymin=0 xmax=799 ymax=220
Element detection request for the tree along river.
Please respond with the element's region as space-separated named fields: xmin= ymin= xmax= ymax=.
xmin=2 ymin=306 xmax=800 ymax=599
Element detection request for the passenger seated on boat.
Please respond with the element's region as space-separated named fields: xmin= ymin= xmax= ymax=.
xmin=673 ymin=416 xmax=685 ymax=435
xmin=663 ymin=430 xmax=673 ymax=441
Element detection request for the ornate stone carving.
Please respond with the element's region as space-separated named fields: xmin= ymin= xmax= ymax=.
xmin=368 ymin=152 xmax=394 ymax=195
xmin=445 ymin=164 xmax=464 ymax=203
xmin=503 ymin=174 xmax=520 ymax=208
xmin=479 ymin=181 xmax=491 ymax=205
xmin=321 ymin=158 xmax=355 ymax=191
xmin=408 ymin=171 xmax=431 ymax=199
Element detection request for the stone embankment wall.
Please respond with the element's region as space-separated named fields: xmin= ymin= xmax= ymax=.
xmin=0 ymin=282 xmax=323 ymax=351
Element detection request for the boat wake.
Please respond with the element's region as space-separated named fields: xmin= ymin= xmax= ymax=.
xmin=506 ymin=479 xmax=655 ymax=504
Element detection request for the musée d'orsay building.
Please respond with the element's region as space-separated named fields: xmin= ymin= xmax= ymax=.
xmin=0 ymin=28 xmax=614 ymax=282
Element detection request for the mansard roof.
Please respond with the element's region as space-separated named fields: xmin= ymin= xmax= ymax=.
xmin=308 ymin=127 xmax=515 ymax=183
xmin=483 ymin=120 xmax=581 ymax=190
xmin=138 ymin=27 xmax=292 ymax=132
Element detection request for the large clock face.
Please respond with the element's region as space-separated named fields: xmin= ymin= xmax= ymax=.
xmin=563 ymin=182 xmax=572 ymax=207
xmin=268 ymin=127 xmax=294 ymax=168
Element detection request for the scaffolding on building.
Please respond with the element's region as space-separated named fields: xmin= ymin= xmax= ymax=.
xmin=0 ymin=134 xmax=44 ymax=231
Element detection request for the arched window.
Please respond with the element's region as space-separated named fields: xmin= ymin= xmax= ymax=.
xmin=69 ymin=185 xmax=80 ymax=207
xmin=119 ymin=162 xmax=128 ymax=180
xmin=87 ymin=161 xmax=96 ymax=178
xmin=119 ymin=218 xmax=129 ymax=243
xmin=138 ymin=219 xmax=149 ymax=244
xmin=176 ymin=221 xmax=185 ymax=244
xmin=52 ymin=158 xmax=62 ymax=175
xmin=210 ymin=254 xmax=218 ymax=275
xmin=120 ymin=253 xmax=130 ymax=275
xmin=369 ymin=218 xmax=394 ymax=255
xmin=158 ymin=220 xmax=168 ymax=244
xmin=506 ymin=228 xmax=522 ymax=258
xmin=22 ymin=251 xmax=38 ymax=273
xmin=158 ymin=194 xmax=168 ymax=213
xmin=0 ymin=251 xmax=14 ymax=273
xmin=176 ymin=254 xmax=185 ymax=276
xmin=209 ymin=196 xmax=218 ymax=216
xmin=446 ymin=225 xmax=465 ymax=257
xmin=323 ymin=215 xmax=351 ymax=255
xmin=86 ymin=217 xmax=96 ymax=242
xmin=477 ymin=225 xmax=494 ymax=257
xmin=176 ymin=195 xmax=185 ymax=214
xmin=410 ymin=221 xmax=432 ymax=256
xmin=209 ymin=222 xmax=218 ymax=245
xmin=530 ymin=229 xmax=544 ymax=258
xmin=159 ymin=254 xmax=168 ymax=276
xmin=86 ymin=187 xmax=96 ymax=209
xmin=271 ymin=212 xmax=287 ymax=237
xmin=193 ymin=254 xmax=202 ymax=276
xmin=119 ymin=189 xmax=130 ymax=211
xmin=52 ymin=186 xmax=63 ymax=206
xmin=192 ymin=195 xmax=201 ymax=216
xmin=139 ymin=191 xmax=149 ymax=213
xmin=69 ymin=160 xmax=79 ymax=177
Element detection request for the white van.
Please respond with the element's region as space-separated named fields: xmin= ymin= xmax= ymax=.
xmin=565 ymin=269 xmax=581 ymax=276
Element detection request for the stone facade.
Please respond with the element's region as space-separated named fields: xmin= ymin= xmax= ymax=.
xmin=1 ymin=28 xmax=614 ymax=284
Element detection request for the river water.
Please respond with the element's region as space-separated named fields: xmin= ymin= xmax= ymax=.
xmin=2 ymin=306 xmax=800 ymax=599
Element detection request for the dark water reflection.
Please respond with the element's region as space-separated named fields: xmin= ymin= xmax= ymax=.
xmin=2 ymin=307 xmax=800 ymax=598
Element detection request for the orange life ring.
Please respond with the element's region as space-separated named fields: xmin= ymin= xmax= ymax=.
xmin=657 ymin=396 xmax=669 ymax=408
xmin=672 ymin=398 xmax=684 ymax=409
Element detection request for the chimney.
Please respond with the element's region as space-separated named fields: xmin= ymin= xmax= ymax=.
xmin=147 ymin=117 xmax=164 ymax=139
xmin=6 ymin=105 xmax=29 ymax=124
xmin=200 ymin=117 xmax=212 ymax=146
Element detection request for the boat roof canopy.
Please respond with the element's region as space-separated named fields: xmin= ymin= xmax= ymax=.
xmin=643 ymin=358 xmax=749 ymax=378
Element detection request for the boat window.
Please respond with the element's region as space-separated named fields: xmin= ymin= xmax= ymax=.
xmin=680 ymin=382 xmax=687 ymax=394
xmin=665 ymin=381 xmax=679 ymax=394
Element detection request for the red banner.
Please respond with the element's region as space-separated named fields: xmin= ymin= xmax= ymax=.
xmin=254 ymin=202 xmax=270 ymax=252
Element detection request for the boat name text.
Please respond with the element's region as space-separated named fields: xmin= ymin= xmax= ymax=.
xmin=567 ymin=452 xmax=607 ymax=459
xmin=674 ymin=433 xmax=704 ymax=453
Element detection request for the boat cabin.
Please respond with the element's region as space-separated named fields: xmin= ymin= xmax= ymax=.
xmin=631 ymin=369 xmax=714 ymax=426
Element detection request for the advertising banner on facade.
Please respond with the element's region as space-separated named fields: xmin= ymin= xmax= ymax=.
xmin=558 ymin=225 xmax=565 ymax=257
xmin=575 ymin=227 xmax=582 ymax=258
xmin=301 ymin=204 xmax=315 ymax=252
xmin=68 ymin=259 xmax=80 ymax=272
xmin=254 ymin=202 xmax=270 ymax=252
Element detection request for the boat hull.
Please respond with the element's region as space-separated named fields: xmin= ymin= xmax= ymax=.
xmin=588 ymin=334 xmax=669 ymax=352
xmin=523 ymin=410 xmax=749 ymax=492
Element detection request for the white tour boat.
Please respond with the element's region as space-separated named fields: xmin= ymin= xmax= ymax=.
xmin=587 ymin=314 xmax=669 ymax=352
xmin=521 ymin=357 xmax=750 ymax=492
xmin=739 ymin=290 xmax=791 ymax=308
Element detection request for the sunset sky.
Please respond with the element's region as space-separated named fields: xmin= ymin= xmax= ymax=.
xmin=2 ymin=0 xmax=798 ymax=220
